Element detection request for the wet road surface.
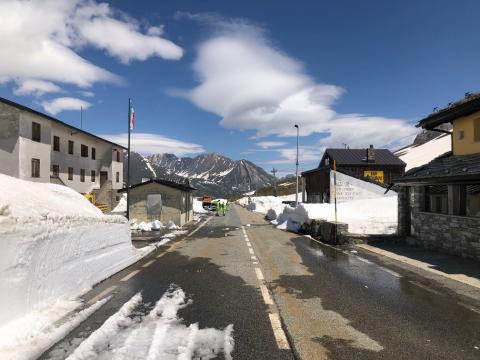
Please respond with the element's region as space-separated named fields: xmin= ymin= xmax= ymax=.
xmin=41 ymin=205 xmax=480 ymax=359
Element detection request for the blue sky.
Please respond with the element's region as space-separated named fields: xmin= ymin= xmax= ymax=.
xmin=1 ymin=0 xmax=479 ymax=176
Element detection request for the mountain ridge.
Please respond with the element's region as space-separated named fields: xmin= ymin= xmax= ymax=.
xmin=124 ymin=152 xmax=274 ymax=198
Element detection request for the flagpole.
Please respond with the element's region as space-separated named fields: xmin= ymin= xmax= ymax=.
xmin=126 ymin=98 xmax=131 ymax=220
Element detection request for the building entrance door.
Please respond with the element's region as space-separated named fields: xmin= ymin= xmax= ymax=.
xmin=100 ymin=171 xmax=108 ymax=187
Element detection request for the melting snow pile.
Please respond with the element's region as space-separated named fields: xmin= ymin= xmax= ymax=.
xmin=64 ymin=285 xmax=234 ymax=360
xmin=274 ymin=197 xmax=398 ymax=234
xmin=236 ymin=193 xmax=301 ymax=217
xmin=193 ymin=198 xmax=208 ymax=214
xmin=0 ymin=174 xmax=149 ymax=355
xmin=111 ymin=193 xmax=127 ymax=213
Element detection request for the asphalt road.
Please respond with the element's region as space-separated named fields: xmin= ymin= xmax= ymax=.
xmin=41 ymin=204 xmax=480 ymax=359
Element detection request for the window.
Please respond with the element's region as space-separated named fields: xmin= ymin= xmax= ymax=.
xmin=116 ymin=150 xmax=120 ymax=162
xmin=53 ymin=136 xmax=60 ymax=151
xmin=92 ymin=147 xmax=96 ymax=160
xmin=68 ymin=140 xmax=74 ymax=154
xmin=32 ymin=122 xmax=41 ymax=142
xmin=31 ymin=158 xmax=40 ymax=177
xmin=475 ymin=118 xmax=480 ymax=142
xmin=80 ymin=169 xmax=85 ymax=182
xmin=81 ymin=144 xmax=88 ymax=157
xmin=466 ymin=185 xmax=480 ymax=217
xmin=458 ymin=130 xmax=465 ymax=140
xmin=68 ymin=167 xmax=73 ymax=180
xmin=91 ymin=170 xmax=96 ymax=182
xmin=116 ymin=171 xmax=120 ymax=183
xmin=425 ymin=185 xmax=448 ymax=214
xmin=52 ymin=164 xmax=59 ymax=177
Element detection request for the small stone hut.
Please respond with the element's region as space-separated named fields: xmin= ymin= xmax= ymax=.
xmin=120 ymin=179 xmax=196 ymax=226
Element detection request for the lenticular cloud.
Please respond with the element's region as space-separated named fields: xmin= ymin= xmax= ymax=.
xmin=65 ymin=285 xmax=234 ymax=360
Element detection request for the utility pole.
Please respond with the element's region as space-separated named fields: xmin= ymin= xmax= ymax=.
xmin=294 ymin=124 xmax=299 ymax=206
xmin=271 ymin=168 xmax=278 ymax=196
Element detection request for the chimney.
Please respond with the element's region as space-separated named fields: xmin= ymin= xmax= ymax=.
xmin=367 ymin=145 xmax=375 ymax=163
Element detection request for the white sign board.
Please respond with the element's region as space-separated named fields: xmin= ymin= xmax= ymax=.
xmin=330 ymin=171 xmax=396 ymax=203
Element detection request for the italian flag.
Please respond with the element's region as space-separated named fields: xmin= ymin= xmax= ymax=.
xmin=130 ymin=105 xmax=135 ymax=130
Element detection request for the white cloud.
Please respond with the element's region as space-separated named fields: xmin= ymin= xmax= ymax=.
xmin=267 ymin=146 xmax=325 ymax=164
xmin=13 ymin=79 xmax=61 ymax=96
xmin=256 ymin=141 xmax=287 ymax=149
xmin=41 ymin=97 xmax=91 ymax=115
xmin=178 ymin=19 xmax=416 ymax=149
xmin=101 ymin=133 xmax=205 ymax=156
xmin=0 ymin=0 xmax=182 ymax=93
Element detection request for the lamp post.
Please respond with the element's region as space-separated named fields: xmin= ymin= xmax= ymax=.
xmin=294 ymin=124 xmax=299 ymax=206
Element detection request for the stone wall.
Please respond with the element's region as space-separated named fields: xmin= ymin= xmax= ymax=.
xmin=302 ymin=220 xmax=349 ymax=245
xmin=398 ymin=185 xmax=480 ymax=260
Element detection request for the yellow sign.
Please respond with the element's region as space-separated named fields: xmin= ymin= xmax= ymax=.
xmin=363 ymin=170 xmax=384 ymax=183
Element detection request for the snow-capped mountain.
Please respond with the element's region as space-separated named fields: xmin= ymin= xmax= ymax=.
xmin=125 ymin=152 xmax=274 ymax=197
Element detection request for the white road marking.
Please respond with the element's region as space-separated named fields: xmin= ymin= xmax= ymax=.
xmin=458 ymin=302 xmax=480 ymax=315
xmin=247 ymin=244 xmax=253 ymax=249
xmin=185 ymin=216 xmax=213 ymax=238
xmin=378 ymin=266 xmax=402 ymax=278
xmin=355 ymin=256 xmax=373 ymax=265
xmin=120 ymin=269 xmax=141 ymax=282
xmin=251 ymin=255 xmax=258 ymax=261
xmin=260 ymin=284 xmax=274 ymax=305
xmin=248 ymin=247 xmax=255 ymax=255
xmin=87 ymin=285 xmax=117 ymax=305
xmin=268 ymin=313 xmax=291 ymax=350
xmin=252 ymin=261 xmax=258 ymax=265
xmin=255 ymin=267 xmax=265 ymax=281
xmin=142 ymin=259 xmax=156 ymax=268
xmin=156 ymin=252 xmax=166 ymax=258
xmin=410 ymin=281 xmax=441 ymax=295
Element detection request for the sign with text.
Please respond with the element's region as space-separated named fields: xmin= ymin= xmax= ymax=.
xmin=330 ymin=171 xmax=395 ymax=203
xmin=363 ymin=170 xmax=384 ymax=183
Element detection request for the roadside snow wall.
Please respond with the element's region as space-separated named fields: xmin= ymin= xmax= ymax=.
xmin=0 ymin=174 xmax=140 ymax=327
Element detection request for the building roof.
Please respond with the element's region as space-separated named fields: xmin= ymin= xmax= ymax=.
xmin=394 ymin=152 xmax=480 ymax=184
xmin=323 ymin=148 xmax=405 ymax=166
xmin=0 ymin=96 xmax=127 ymax=150
xmin=119 ymin=179 xmax=197 ymax=192
xmin=417 ymin=92 xmax=480 ymax=130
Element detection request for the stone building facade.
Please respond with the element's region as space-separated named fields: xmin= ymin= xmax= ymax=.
xmin=397 ymin=186 xmax=480 ymax=260
xmin=122 ymin=180 xmax=195 ymax=226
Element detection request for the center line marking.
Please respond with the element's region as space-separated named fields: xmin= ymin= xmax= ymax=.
xmin=251 ymin=255 xmax=258 ymax=261
xmin=260 ymin=284 xmax=274 ymax=305
xmin=248 ymin=247 xmax=255 ymax=255
xmin=142 ymin=259 xmax=156 ymax=268
xmin=269 ymin=313 xmax=291 ymax=349
xmin=120 ymin=269 xmax=141 ymax=282
xmin=255 ymin=267 xmax=265 ymax=281
xmin=87 ymin=285 xmax=117 ymax=305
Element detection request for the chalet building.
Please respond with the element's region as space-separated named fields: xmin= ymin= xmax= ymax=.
xmin=302 ymin=146 xmax=406 ymax=203
xmin=395 ymin=93 xmax=480 ymax=260
xmin=0 ymin=97 xmax=125 ymax=211
xmin=120 ymin=179 xmax=195 ymax=226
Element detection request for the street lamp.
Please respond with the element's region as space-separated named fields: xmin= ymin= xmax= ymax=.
xmin=294 ymin=124 xmax=299 ymax=206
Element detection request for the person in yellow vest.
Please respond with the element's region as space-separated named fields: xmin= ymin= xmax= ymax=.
xmin=215 ymin=201 xmax=221 ymax=216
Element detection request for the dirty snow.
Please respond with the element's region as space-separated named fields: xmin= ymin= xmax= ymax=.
xmin=65 ymin=285 xmax=234 ymax=360
xmin=111 ymin=193 xmax=127 ymax=213
xmin=193 ymin=198 xmax=208 ymax=214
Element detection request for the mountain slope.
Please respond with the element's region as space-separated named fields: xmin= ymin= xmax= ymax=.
xmin=125 ymin=152 xmax=274 ymax=198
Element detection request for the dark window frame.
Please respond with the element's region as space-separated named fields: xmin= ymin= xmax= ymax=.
xmin=91 ymin=170 xmax=96 ymax=182
xmin=80 ymin=169 xmax=85 ymax=182
xmin=52 ymin=164 xmax=59 ymax=177
xmin=32 ymin=122 xmax=41 ymax=142
xmin=31 ymin=158 xmax=40 ymax=178
xmin=68 ymin=167 xmax=74 ymax=180
xmin=116 ymin=171 xmax=120 ymax=183
xmin=53 ymin=135 xmax=60 ymax=151
xmin=92 ymin=147 xmax=96 ymax=160
xmin=81 ymin=144 xmax=89 ymax=158
xmin=68 ymin=140 xmax=74 ymax=155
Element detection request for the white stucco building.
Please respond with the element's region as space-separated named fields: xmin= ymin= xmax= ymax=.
xmin=0 ymin=97 xmax=126 ymax=211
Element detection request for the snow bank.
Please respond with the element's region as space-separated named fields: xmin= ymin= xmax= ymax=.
xmin=111 ymin=193 xmax=127 ymax=213
xmin=275 ymin=197 xmax=398 ymax=234
xmin=0 ymin=174 xmax=149 ymax=352
xmin=193 ymin=198 xmax=208 ymax=214
xmin=66 ymin=284 xmax=234 ymax=359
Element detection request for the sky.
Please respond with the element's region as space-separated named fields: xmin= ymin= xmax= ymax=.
xmin=1 ymin=0 xmax=479 ymax=176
